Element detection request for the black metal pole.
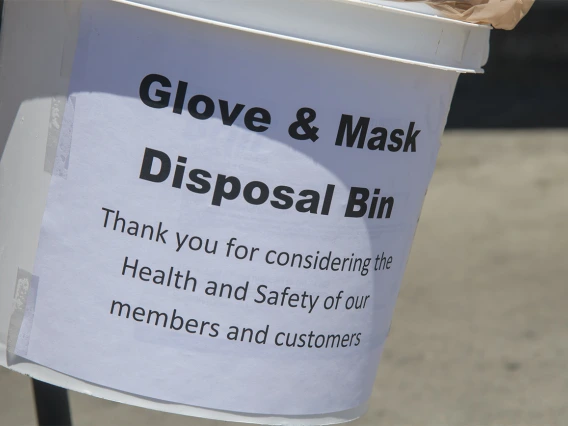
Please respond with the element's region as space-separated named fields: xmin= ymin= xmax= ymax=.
xmin=32 ymin=379 xmax=72 ymax=426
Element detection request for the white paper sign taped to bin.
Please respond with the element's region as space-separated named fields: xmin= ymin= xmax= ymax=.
xmin=13 ymin=1 xmax=457 ymax=415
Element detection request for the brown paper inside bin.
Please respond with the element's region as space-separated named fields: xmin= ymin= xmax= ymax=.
xmin=400 ymin=0 xmax=534 ymax=29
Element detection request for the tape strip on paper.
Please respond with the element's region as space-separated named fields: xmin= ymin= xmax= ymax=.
xmin=44 ymin=95 xmax=76 ymax=177
xmin=44 ymin=97 xmax=65 ymax=175
xmin=44 ymin=0 xmax=81 ymax=176
xmin=6 ymin=268 xmax=39 ymax=365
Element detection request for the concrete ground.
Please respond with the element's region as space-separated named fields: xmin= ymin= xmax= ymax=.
xmin=2 ymin=130 xmax=567 ymax=426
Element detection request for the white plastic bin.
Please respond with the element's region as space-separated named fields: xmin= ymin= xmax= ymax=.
xmin=0 ymin=1 xmax=490 ymax=424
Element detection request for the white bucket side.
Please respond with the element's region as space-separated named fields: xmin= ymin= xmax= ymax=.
xmin=0 ymin=0 xmax=479 ymax=424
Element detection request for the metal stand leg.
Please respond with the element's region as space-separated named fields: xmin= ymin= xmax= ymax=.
xmin=32 ymin=379 xmax=72 ymax=426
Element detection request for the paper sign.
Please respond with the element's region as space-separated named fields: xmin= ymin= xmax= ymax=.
xmin=15 ymin=1 xmax=456 ymax=415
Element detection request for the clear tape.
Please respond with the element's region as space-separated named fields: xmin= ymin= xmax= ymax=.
xmin=44 ymin=0 xmax=81 ymax=176
xmin=45 ymin=95 xmax=76 ymax=178
xmin=6 ymin=268 xmax=39 ymax=365
xmin=44 ymin=97 xmax=65 ymax=174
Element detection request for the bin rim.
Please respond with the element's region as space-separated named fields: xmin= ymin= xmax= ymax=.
xmin=114 ymin=0 xmax=491 ymax=73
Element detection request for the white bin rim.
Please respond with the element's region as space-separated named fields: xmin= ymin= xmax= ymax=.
xmin=117 ymin=0 xmax=491 ymax=73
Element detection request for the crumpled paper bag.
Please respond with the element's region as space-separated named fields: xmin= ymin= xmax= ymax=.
xmin=401 ymin=0 xmax=534 ymax=29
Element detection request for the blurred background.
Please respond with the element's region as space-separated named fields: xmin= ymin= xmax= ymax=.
xmin=448 ymin=0 xmax=568 ymax=128
xmin=1 ymin=1 xmax=567 ymax=425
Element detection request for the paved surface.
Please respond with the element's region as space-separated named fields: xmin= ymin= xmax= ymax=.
xmin=2 ymin=130 xmax=567 ymax=426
